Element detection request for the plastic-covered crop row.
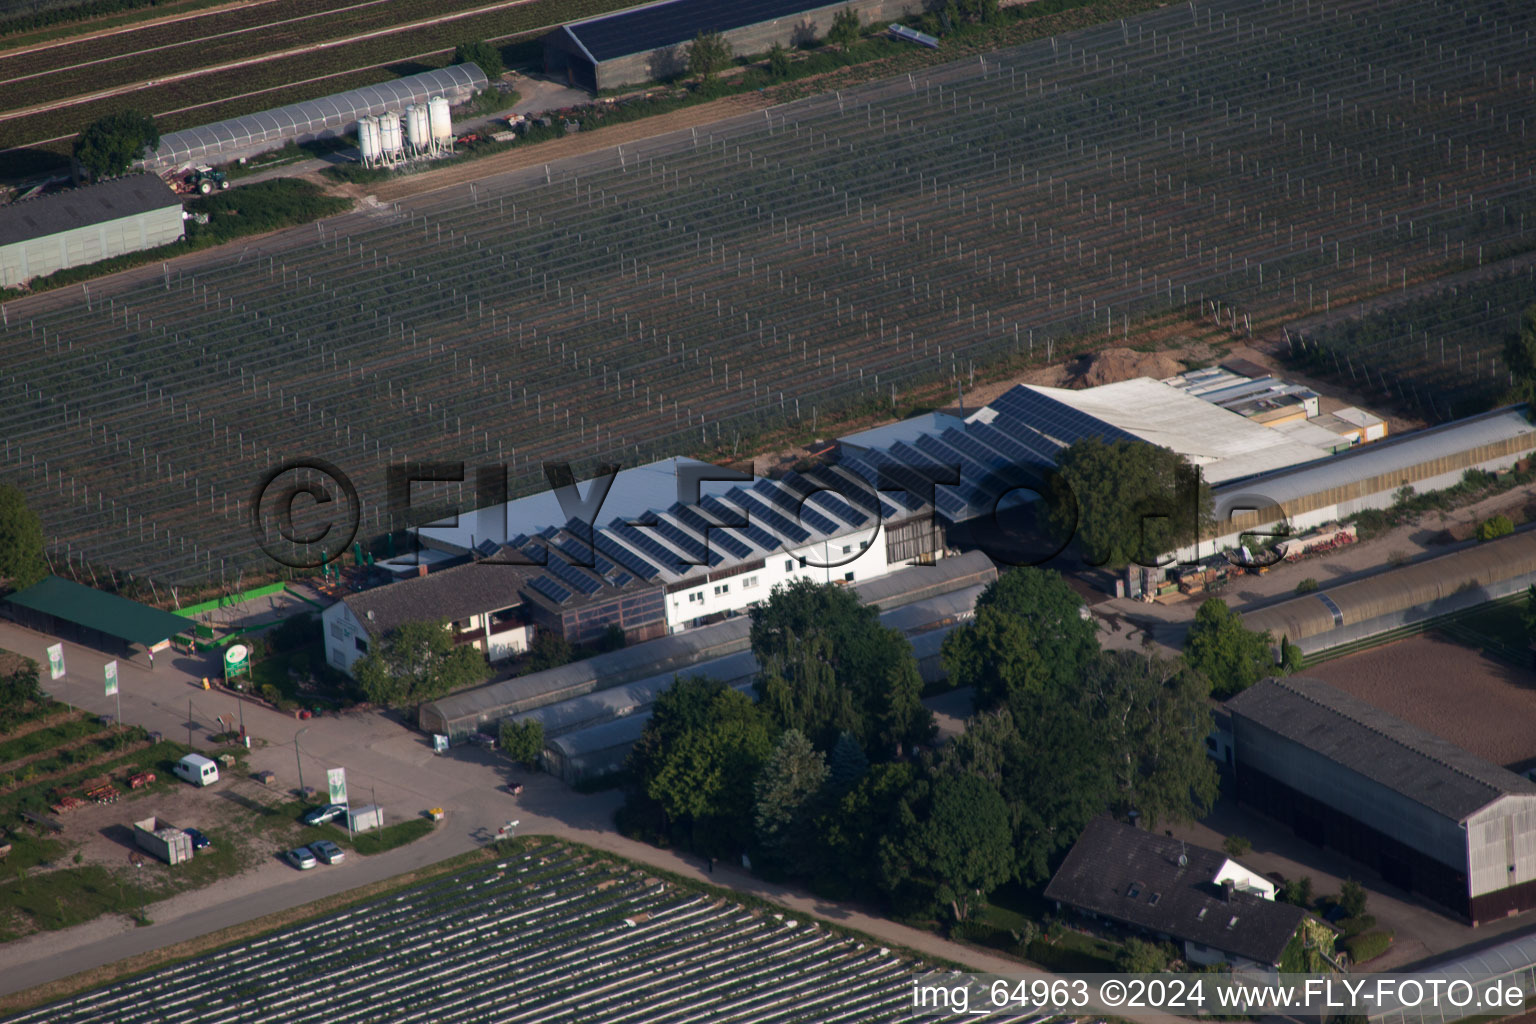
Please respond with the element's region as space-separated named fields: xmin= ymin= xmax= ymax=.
xmin=140 ymin=65 xmax=486 ymax=171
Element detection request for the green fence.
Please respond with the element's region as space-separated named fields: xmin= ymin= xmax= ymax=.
xmin=176 ymin=581 xmax=287 ymax=617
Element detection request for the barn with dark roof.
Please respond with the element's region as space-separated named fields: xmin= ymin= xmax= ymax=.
xmin=0 ymin=175 xmax=182 ymax=288
xmin=543 ymin=0 xmax=919 ymax=91
xmin=1228 ymin=676 xmax=1536 ymax=925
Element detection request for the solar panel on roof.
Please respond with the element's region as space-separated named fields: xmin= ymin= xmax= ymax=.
xmin=595 ymin=532 xmax=661 ymax=580
xmin=611 ymin=521 xmax=689 ymax=571
xmin=671 ymin=504 xmax=755 ymax=560
xmin=782 ymin=470 xmax=869 ymax=528
xmin=990 ymin=388 xmax=1140 ymax=446
xmin=528 ymin=576 xmax=571 ymax=604
xmin=554 ymin=535 xmax=613 ymax=575
xmin=725 ymin=488 xmax=811 ymax=543
xmin=699 ymin=496 xmax=781 ymax=553
xmin=753 ymin=479 xmax=839 ymax=535
xmin=547 ymin=557 xmax=601 ymax=595
xmin=847 ymin=455 xmax=925 ymax=512
xmin=967 ymin=421 xmax=1056 ymax=465
xmin=567 ymin=0 xmax=830 ymax=63
xmin=650 ymin=517 xmax=724 ymax=567
xmin=610 ymin=572 xmax=633 ymax=587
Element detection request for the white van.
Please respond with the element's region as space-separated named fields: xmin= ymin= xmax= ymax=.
xmin=173 ymin=753 xmax=219 ymax=787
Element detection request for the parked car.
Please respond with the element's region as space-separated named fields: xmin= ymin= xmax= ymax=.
xmin=301 ymin=803 xmax=348 ymax=827
xmin=285 ymin=846 xmax=317 ymax=870
xmin=182 ymin=827 xmax=212 ymax=851
xmin=310 ymin=839 xmax=345 ymax=864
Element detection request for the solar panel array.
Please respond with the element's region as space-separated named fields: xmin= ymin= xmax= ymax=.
xmin=516 ymin=384 xmax=1132 ymax=605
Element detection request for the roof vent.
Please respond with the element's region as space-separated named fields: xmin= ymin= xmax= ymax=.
xmin=367 ymin=610 xmax=375 ymax=621
xmin=1227 ymin=915 xmax=1239 ymax=929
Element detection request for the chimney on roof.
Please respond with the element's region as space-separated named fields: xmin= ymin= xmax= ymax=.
xmin=417 ymin=564 xmax=429 ymax=578
xmin=1222 ymin=879 xmax=1235 ymax=902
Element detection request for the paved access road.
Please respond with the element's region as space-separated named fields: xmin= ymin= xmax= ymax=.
xmin=0 ymin=617 xmax=1069 ymax=1005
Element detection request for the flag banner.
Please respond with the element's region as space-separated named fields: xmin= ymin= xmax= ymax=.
xmin=327 ymin=767 xmax=347 ymax=806
xmin=104 ymin=661 xmax=118 ymax=697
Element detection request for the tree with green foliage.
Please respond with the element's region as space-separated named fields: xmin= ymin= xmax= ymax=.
xmin=0 ymin=652 xmax=41 ymax=729
xmin=595 ymin=623 xmax=626 ymax=653
xmin=1477 ymin=514 xmax=1514 ymax=542
xmin=1502 ymin=303 xmax=1536 ymax=409
xmin=1184 ymin=598 xmax=1277 ymax=698
xmin=941 ymin=567 xmax=1098 ymax=710
xmin=627 ymin=675 xmax=776 ymax=854
xmin=524 ymin=630 xmax=572 ymax=672
xmin=1117 ymin=937 xmax=1173 ymax=973
xmin=828 ymin=7 xmax=862 ymax=49
xmin=1222 ymin=834 xmax=1252 ymax=857
xmin=1338 ymin=878 xmax=1369 ymax=918
xmin=687 ymin=30 xmax=732 ymax=79
xmin=752 ymin=578 xmax=932 ymax=757
xmin=1049 ymin=437 xmax=1212 ymax=569
xmin=1280 ymin=875 xmax=1315 ymax=908
xmin=73 ymin=109 xmax=158 ymax=181
xmin=878 ymin=772 xmax=1014 ymax=922
xmin=767 ymin=41 xmax=792 ymax=78
xmin=0 ymin=484 xmax=46 ymax=591
xmin=499 ymin=718 xmax=544 ymax=769
xmin=826 ymin=730 xmax=868 ymax=792
xmin=452 ymin=40 xmax=504 ymax=78
xmin=352 ymin=620 xmax=490 ymax=708
xmin=1523 ymin=585 xmax=1536 ymax=644
xmin=753 ymin=729 xmax=828 ymax=876
xmin=1082 ymin=651 xmax=1220 ymax=827
xmin=812 ymin=760 xmax=917 ymax=900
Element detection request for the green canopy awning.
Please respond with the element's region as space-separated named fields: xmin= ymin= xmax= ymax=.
xmin=5 ymin=576 xmax=192 ymax=647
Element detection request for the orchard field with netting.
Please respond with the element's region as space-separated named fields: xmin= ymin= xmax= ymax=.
xmin=2 ymin=0 xmax=1534 ymax=590
xmin=0 ymin=845 xmax=972 ymax=1024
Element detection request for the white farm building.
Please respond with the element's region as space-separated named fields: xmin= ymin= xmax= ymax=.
xmin=0 ymin=175 xmax=182 ymax=289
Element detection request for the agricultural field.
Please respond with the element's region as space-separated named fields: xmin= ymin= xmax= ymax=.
xmin=0 ymin=0 xmax=653 ymax=159
xmin=0 ymin=844 xmax=968 ymax=1024
xmin=1286 ymin=258 xmax=1536 ymax=420
xmin=1 ymin=0 xmax=1535 ymax=589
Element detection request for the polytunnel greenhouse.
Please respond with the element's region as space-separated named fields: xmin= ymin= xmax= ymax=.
xmin=139 ymin=64 xmax=487 ymax=171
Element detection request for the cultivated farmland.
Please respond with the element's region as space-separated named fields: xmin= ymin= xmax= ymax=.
xmin=1287 ymin=257 xmax=1536 ymax=420
xmin=1 ymin=0 xmax=1534 ymax=589
xmin=0 ymin=847 xmax=963 ymax=1024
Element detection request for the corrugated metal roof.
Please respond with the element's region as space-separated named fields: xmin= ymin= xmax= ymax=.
xmin=5 ymin=576 xmax=191 ymax=647
xmin=0 ymin=175 xmax=180 ymax=248
xmin=1214 ymin=406 xmax=1536 ymax=506
xmin=1227 ymin=676 xmax=1536 ymax=821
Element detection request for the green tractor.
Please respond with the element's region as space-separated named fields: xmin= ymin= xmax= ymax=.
xmin=185 ymin=165 xmax=229 ymax=195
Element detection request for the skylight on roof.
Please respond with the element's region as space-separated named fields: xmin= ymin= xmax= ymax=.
xmin=1227 ymin=916 xmax=1239 ymax=929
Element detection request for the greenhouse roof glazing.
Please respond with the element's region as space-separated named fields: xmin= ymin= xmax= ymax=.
xmin=142 ymin=65 xmax=488 ymax=170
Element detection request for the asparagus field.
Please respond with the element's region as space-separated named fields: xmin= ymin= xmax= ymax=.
xmin=1 ymin=0 xmax=1534 ymax=589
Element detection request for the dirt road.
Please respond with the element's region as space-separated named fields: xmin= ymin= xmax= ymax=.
xmin=369 ymin=92 xmax=777 ymax=203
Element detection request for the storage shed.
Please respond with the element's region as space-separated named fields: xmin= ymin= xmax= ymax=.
xmin=0 ymin=175 xmax=182 ymax=289
xmin=133 ymin=816 xmax=192 ymax=866
xmin=544 ymin=0 xmax=917 ymax=91
xmin=1228 ymin=676 xmax=1536 ymax=924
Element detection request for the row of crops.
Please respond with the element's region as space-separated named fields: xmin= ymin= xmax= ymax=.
xmin=0 ymin=0 xmax=654 ymax=152
xmin=1 ymin=848 xmax=1011 ymax=1024
xmin=1287 ymin=257 xmax=1536 ymax=420
xmin=2 ymin=0 xmax=1535 ymax=587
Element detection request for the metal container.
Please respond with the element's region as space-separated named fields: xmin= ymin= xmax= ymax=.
xmin=428 ymin=96 xmax=452 ymax=143
xmin=378 ymin=113 xmax=403 ymax=157
xmin=134 ymin=816 xmax=192 ymax=865
xmin=357 ymin=117 xmax=382 ymax=163
xmin=404 ymin=103 xmax=431 ymax=153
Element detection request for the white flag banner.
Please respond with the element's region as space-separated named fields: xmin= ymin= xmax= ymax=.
xmin=104 ymin=661 xmax=118 ymax=697
xmin=327 ymin=767 xmax=348 ymax=806
xmin=46 ymin=643 xmax=64 ymax=680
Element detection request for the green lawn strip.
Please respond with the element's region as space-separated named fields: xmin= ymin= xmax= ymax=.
xmin=0 ymin=714 xmax=103 ymax=767
xmin=305 ymin=816 xmax=435 ymax=855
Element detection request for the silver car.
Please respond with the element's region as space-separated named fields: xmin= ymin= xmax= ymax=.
xmin=310 ymin=839 xmax=345 ymax=864
xmin=285 ymin=846 xmax=317 ymax=870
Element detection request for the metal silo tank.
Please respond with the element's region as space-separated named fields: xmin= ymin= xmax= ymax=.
xmin=378 ymin=113 xmax=404 ymax=158
xmin=357 ymin=117 xmax=382 ymax=164
xmin=428 ymin=96 xmax=453 ymax=144
xmin=404 ymin=104 xmax=430 ymax=154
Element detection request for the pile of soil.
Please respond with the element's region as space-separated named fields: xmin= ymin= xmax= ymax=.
xmin=1064 ymin=347 xmax=1188 ymax=388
